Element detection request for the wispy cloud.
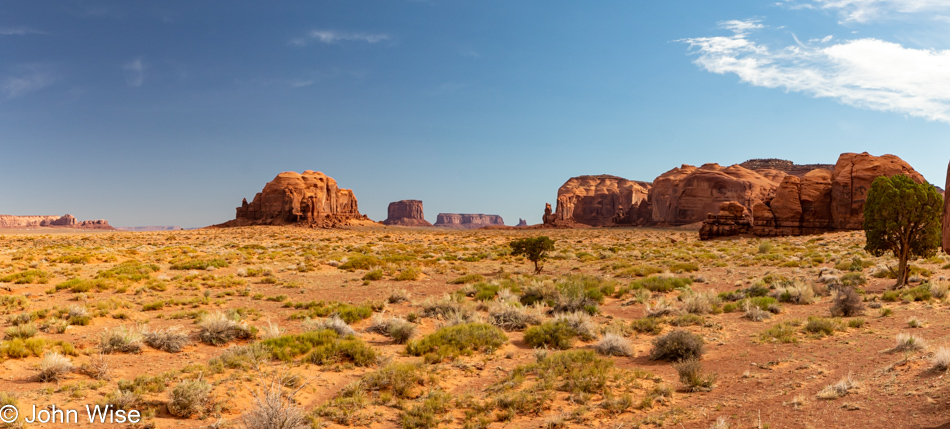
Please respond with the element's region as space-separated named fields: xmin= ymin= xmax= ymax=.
xmin=123 ymin=58 xmax=145 ymax=87
xmin=0 ymin=26 xmax=45 ymax=36
xmin=682 ymin=19 xmax=950 ymax=123
xmin=1 ymin=65 xmax=55 ymax=99
xmin=291 ymin=30 xmax=390 ymax=47
xmin=784 ymin=0 xmax=950 ymax=22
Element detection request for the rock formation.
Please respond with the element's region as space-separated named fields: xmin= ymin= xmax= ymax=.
xmin=0 ymin=214 xmax=114 ymax=230
xmin=220 ymin=170 xmax=366 ymax=228
xmin=542 ymin=203 xmax=556 ymax=226
xmin=434 ymin=214 xmax=504 ymax=229
xmin=739 ymin=159 xmax=833 ymax=178
xmin=553 ymin=175 xmax=651 ymax=226
xmin=650 ymin=164 xmax=786 ymax=226
xmin=703 ymin=152 xmax=930 ymax=239
xmin=383 ymin=200 xmax=432 ymax=227
xmin=517 ymin=219 xmax=528 ymax=227
xmin=699 ymin=201 xmax=753 ymax=240
xmin=944 ymin=160 xmax=950 ymax=254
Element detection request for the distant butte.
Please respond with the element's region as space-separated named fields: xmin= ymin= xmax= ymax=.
xmin=0 ymin=214 xmax=113 ymax=230
xmin=217 ymin=170 xmax=370 ymax=228
xmin=383 ymin=200 xmax=432 ymax=227
xmin=434 ymin=213 xmax=504 ymax=229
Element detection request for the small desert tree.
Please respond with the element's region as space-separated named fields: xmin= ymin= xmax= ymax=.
xmin=509 ymin=236 xmax=555 ymax=274
xmin=863 ymin=174 xmax=943 ymax=288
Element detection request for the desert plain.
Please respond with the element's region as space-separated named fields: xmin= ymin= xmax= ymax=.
xmin=0 ymin=225 xmax=946 ymax=429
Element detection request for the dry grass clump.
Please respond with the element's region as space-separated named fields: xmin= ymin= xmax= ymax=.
xmin=931 ymin=347 xmax=950 ymax=371
xmin=649 ymin=330 xmax=704 ymax=361
xmin=387 ymin=288 xmax=411 ymax=304
xmin=242 ymin=374 xmax=309 ymax=429
xmin=816 ymin=372 xmax=859 ymax=399
xmin=645 ymin=298 xmax=677 ymax=318
xmin=742 ymin=301 xmax=772 ymax=321
xmin=830 ymin=287 xmax=864 ymax=317
xmin=769 ymin=281 xmax=815 ymax=304
xmin=366 ymin=315 xmax=417 ymax=344
xmin=168 ymin=379 xmax=212 ymax=417
xmin=552 ymin=311 xmax=597 ymax=341
xmin=406 ymin=323 xmax=507 ymax=362
xmin=682 ymin=292 xmax=721 ymax=314
xmin=594 ymin=333 xmax=632 ymax=357
xmin=144 ymin=326 xmax=190 ymax=353
xmin=894 ymin=332 xmax=927 ymax=352
xmin=930 ymin=282 xmax=949 ymax=300
xmin=99 ymin=326 xmax=143 ymax=354
xmin=420 ymin=294 xmax=471 ymax=320
xmin=198 ymin=312 xmax=255 ymax=345
xmin=673 ymin=359 xmax=717 ymax=392
xmin=81 ymin=353 xmax=111 ymax=380
xmin=37 ymin=352 xmax=73 ymax=382
xmin=524 ymin=321 xmax=577 ymax=350
xmin=487 ymin=302 xmax=542 ymax=331
xmin=304 ymin=316 xmax=356 ymax=337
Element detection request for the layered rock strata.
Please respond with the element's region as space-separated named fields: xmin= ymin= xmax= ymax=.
xmin=434 ymin=214 xmax=504 ymax=229
xmin=383 ymin=200 xmax=432 ymax=227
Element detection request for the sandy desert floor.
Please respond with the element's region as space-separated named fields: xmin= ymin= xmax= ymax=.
xmin=0 ymin=225 xmax=948 ymax=429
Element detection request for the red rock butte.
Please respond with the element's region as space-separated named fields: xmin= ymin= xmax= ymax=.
xmin=944 ymin=159 xmax=950 ymax=253
xmin=434 ymin=213 xmax=504 ymax=229
xmin=219 ymin=170 xmax=367 ymax=228
xmin=383 ymin=200 xmax=432 ymax=227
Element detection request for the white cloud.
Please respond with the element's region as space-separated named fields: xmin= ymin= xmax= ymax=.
xmin=0 ymin=26 xmax=45 ymax=36
xmin=291 ymin=30 xmax=390 ymax=47
xmin=1 ymin=65 xmax=54 ymax=99
xmin=785 ymin=0 xmax=950 ymax=22
xmin=682 ymin=20 xmax=950 ymax=123
xmin=123 ymin=58 xmax=145 ymax=87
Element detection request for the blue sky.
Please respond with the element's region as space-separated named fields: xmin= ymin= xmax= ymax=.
xmin=2 ymin=1 xmax=948 ymax=227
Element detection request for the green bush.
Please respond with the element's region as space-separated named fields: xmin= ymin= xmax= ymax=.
xmin=0 ymin=269 xmax=51 ymax=284
xmin=634 ymin=276 xmax=693 ymax=293
xmin=523 ymin=321 xmax=576 ymax=350
xmin=362 ymin=269 xmax=384 ymax=281
xmin=338 ymin=255 xmax=380 ymax=271
xmin=506 ymin=350 xmax=614 ymax=394
xmin=631 ymin=317 xmax=663 ymax=335
xmin=804 ymin=316 xmax=842 ymax=337
xmin=307 ymin=337 xmax=377 ymax=366
xmin=649 ymin=330 xmax=704 ymax=361
xmin=406 ymin=323 xmax=507 ymax=362
xmin=170 ymin=258 xmax=228 ymax=270
xmin=449 ymin=274 xmax=485 ymax=285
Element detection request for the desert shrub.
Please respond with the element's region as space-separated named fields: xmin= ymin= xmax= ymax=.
xmin=882 ymin=290 xmax=900 ymax=302
xmin=143 ymin=327 xmax=190 ymax=353
xmin=670 ymin=262 xmax=699 ymax=273
xmin=366 ymin=315 xmax=417 ymax=344
xmin=634 ymin=276 xmax=693 ymax=293
xmin=769 ymin=281 xmax=815 ymax=305
xmin=395 ymin=267 xmax=421 ymax=281
xmin=595 ymin=333 xmax=632 ymax=356
xmin=287 ymin=301 xmax=374 ymax=324
xmin=841 ymin=272 xmax=867 ymax=287
xmin=669 ymin=313 xmax=705 ymax=327
xmin=803 ymin=317 xmax=842 ymax=337
xmin=170 ymin=258 xmax=229 ymax=270
xmin=618 ymin=264 xmax=663 ymax=278
xmin=682 ymin=292 xmax=721 ymax=314
xmin=931 ymin=347 xmax=950 ymax=371
xmin=37 ymin=352 xmax=73 ymax=382
xmin=649 ymin=330 xmax=704 ymax=361
xmin=338 ymin=255 xmax=380 ymax=271
xmin=304 ymin=315 xmax=356 ymax=337
xmin=242 ymin=375 xmax=309 ymax=429
xmin=362 ymin=269 xmax=384 ymax=281
xmin=742 ymin=301 xmax=771 ymax=322
xmin=81 ymin=353 xmax=110 ymax=380
xmin=400 ymin=391 xmax=452 ymax=429
xmin=902 ymin=285 xmax=932 ymax=302
xmin=96 ymin=261 xmax=160 ymax=282
xmin=519 ymin=281 xmax=557 ymax=306
xmin=488 ymin=302 xmax=542 ymax=331
xmin=895 ymin=332 xmax=927 ymax=352
xmin=907 ymin=316 xmax=926 ymax=328
xmin=830 ymin=287 xmax=865 ymax=317
xmin=449 ymin=274 xmax=485 ymax=285
xmin=0 ymin=269 xmax=51 ymax=284
xmin=930 ymin=283 xmax=949 ymax=300
xmin=105 ymin=388 xmax=141 ymax=411
xmin=645 ymin=298 xmax=677 ymax=318
xmin=99 ymin=326 xmax=143 ymax=354
xmin=631 ymin=317 xmax=663 ymax=335
xmin=387 ymin=289 xmax=411 ymax=304
xmin=198 ymin=312 xmax=254 ymax=345
xmin=760 ymin=322 xmax=798 ymax=343
xmin=261 ymin=330 xmax=337 ymax=361
xmin=552 ymin=311 xmax=597 ymax=341
xmin=5 ymin=323 xmax=37 ymax=339
xmin=674 ymin=359 xmax=717 ymax=392
xmin=506 ymin=350 xmax=614 ymax=394
xmin=419 ymin=294 xmax=469 ymax=319
xmin=509 ymin=236 xmax=555 ymax=274
xmin=523 ymin=321 xmax=576 ymax=350
xmin=551 ymin=280 xmax=600 ymax=315
xmin=167 ymin=379 xmax=211 ymax=417
xmin=360 ymin=362 xmax=425 ymax=398
xmin=307 ymin=337 xmax=377 ymax=366
xmin=208 ymin=344 xmax=269 ymax=370
xmin=848 ymin=318 xmax=866 ymax=328
xmin=407 ymin=323 xmax=506 ymax=362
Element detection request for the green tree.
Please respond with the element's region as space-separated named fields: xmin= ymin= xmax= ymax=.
xmin=509 ymin=236 xmax=555 ymax=274
xmin=863 ymin=174 xmax=943 ymax=288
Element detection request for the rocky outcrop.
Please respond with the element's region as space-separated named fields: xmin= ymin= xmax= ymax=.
xmin=383 ymin=200 xmax=432 ymax=227
xmin=739 ymin=159 xmax=833 ymax=178
xmin=221 ymin=170 xmax=366 ymax=228
xmin=434 ymin=214 xmax=504 ymax=229
xmin=699 ymin=201 xmax=753 ymax=240
xmin=703 ymin=152 xmax=930 ymax=239
xmin=830 ymin=152 xmax=926 ymax=230
xmin=0 ymin=214 xmax=114 ymax=230
xmin=650 ymin=164 xmax=786 ymax=226
xmin=517 ymin=219 xmax=528 ymax=227
xmin=115 ymin=226 xmax=183 ymax=232
xmin=553 ymin=175 xmax=651 ymax=226
xmin=542 ymin=203 xmax=556 ymax=226
xmin=944 ymin=160 xmax=950 ymax=254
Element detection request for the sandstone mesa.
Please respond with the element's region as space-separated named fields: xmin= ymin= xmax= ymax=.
xmin=434 ymin=213 xmax=504 ymax=229
xmin=0 ymin=214 xmax=113 ymax=230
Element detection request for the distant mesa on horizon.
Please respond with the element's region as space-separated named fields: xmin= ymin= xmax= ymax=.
xmin=114 ymin=226 xmax=183 ymax=232
xmin=383 ymin=200 xmax=432 ymax=227
xmin=517 ymin=218 xmax=528 ymax=227
xmin=434 ymin=213 xmax=504 ymax=229
xmin=216 ymin=170 xmax=370 ymax=228
xmin=0 ymin=214 xmax=113 ymax=230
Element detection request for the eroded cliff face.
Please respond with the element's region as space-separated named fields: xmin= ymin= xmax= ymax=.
xmin=0 ymin=214 xmax=113 ymax=230
xmin=383 ymin=200 xmax=432 ymax=227
xmin=649 ymin=164 xmax=786 ymax=226
xmin=944 ymin=160 xmax=950 ymax=254
xmin=222 ymin=170 xmax=365 ymax=227
xmin=829 ymin=152 xmax=926 ymax=230
xmin=553 ymin=175 xmax=651 ymax=227
xmin=434 ymin=213 xmax=504 ymax=229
